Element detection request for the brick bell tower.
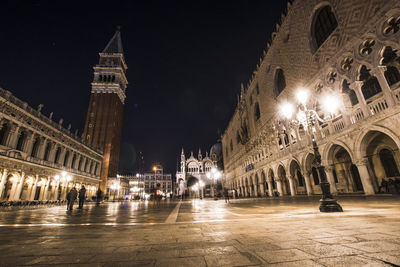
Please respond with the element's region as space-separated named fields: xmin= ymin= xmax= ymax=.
xmin=83 ymin=28 xmax=128 ymax=192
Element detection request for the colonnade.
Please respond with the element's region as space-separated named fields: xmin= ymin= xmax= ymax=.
xmin=0 ymin=169 xmax=98 ymax=202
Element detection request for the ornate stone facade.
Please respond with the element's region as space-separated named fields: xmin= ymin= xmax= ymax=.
xmin=222 ymin=0 xmax=400 ymax=197
xmin=0 ymin=88 xmax=102 ymax=201
xmin=176 ymin=146 xmax=222 ymax=197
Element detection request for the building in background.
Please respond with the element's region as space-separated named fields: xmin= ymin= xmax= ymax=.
xmin=0 ymin=88 xmax=102 ymax=202
xmin=222 ymin=0 xmax=400 ymax=198
xmin=82 ymin=28 xmax=128 ymax=193
xmin=119 ymin=165 xmax=173 ymax=199
xmin=106 ymin=175 xmax=129 ymax=201
xmin=176 ymin=143 xmax=223 ymax=198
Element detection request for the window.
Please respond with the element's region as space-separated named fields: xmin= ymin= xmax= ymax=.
xmin=254 ymin=102 xmax=261 ymax=121
xmin=274 ymin=69 xmax=286 ymax=96
xmin=0 ymin=123 xmax=9 ymax=145
xmin=44 ymin=143 xmax=51 ymax=161
xmin=230 ymin=140 xmax=233 ymax=151
xmin=31 ymin=138 xmax=40 ymax=157
xmin=16 ymin=131 xmax=27 ymax=151
xmin=71 ymin=154 xmax=76 ymax=168
xmin=385 ymin=66 xmax=400 ymax=86
xmin=236 ymin=132 xmax=241 ymax=144
xmin=63 ymin=151 xmax=70 ymax=166
xmin=54 ymin=147 xmax=61 ymax=163
xmin=255 ymin=84 xmax=260 ymax=95
xmin=312 ymin=5 xmax=338 ymax=50
xmin=359 ymin=65 xmax=382 ymax=100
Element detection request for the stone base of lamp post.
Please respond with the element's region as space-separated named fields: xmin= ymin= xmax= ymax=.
xmin=318 ymin=180 xmax=343 ymax=212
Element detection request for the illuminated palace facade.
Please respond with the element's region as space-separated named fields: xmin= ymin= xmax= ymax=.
xmin=222 ymin=0 xmax=400 ymax=197
xmin=0 ymin=88 xmax=102 ymax=201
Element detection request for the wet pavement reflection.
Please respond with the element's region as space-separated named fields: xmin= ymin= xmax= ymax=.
xmin=0 ymin=196 xmax=399 ymax=266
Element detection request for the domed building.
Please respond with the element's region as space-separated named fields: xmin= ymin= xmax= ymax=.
xmin=176 ymin=143 xmax=223 ymax=198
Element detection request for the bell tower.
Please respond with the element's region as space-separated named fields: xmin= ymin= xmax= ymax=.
xmin=83 ymin=28 xmax=128 ymax=191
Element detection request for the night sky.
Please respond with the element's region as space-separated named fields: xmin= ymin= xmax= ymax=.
xmin=0 ymin=1 xmax=288 ymax=174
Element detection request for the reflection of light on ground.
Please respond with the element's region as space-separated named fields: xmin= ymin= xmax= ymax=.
xmin=191 ymin=199 xmax=230 ymax=221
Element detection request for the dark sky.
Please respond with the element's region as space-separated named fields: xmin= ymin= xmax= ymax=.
xmin=0 ymin=0 xmax=288 ymax=174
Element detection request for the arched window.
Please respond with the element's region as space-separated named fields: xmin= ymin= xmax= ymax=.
xmin=78 ymin=157 xmax=83 ymax=170
xmin=236 ymin=132 xmax=240 ymax=144
xmin=312 ymin=5 xmax=338 ymax=50
xmin=84 ymin=158 xmax=89 ymax=172
xmin=254 ymin=102 xmax=260 ymax=121
xmin=359 ymin=65 xmax=382 ymax=100
xmin=16 ymin=131 xmax=27 ymax=151
xmin=0 ymin=123 xmax=9 ymax=145
xmin=44 ymin=143 xmax=51 ymax=161
xmin=312 ymin=167 xmax=320 ymax=185
xmin=63 ymin=151 xmax=70 ymax=166
xmin=379 ymin=148 xmax=400 ymax=177
xmin=274 ymin=69 xmax=286 ymax=96
xmin=71 ymin=154 xmax=76 ymax=168
xmin=54 ymin=147 xmax=61 ymax=163
xmin=385 ymin=66 xmax=400 ymax=86
xmin=381 ymin=46 xmax=400 ymax=86
xmin=30 ymin=137 xmax=40 ymax=157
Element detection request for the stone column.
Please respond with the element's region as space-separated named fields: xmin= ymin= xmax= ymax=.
xmin=42 ymin=178 xmax=51 ymax=200
xmin=325 ymin=167 xmax=337 ymax=195
xmin=0 ymin=169 xmax=8 ymax=199
xmin=355 ymin=159 xmax=375 ymax=195
xmin=374 ymin=67 xmax=395 ymax=107
xmin=8 ymin=175 xmax=19 ymax=201
xmin=304 ymin=172 xmax=313 ymax=196
xmin=259 ymin=182 xmax=265 ymax=196
xmin=276 ymin=179 xmax=283 ymax=196
xmin=267 ymin=180 xmax=273 ymax=196
xmin=54 ymin=181 xmax=60 ymax=200
xmin=288 ymin=176 xmax=296 ymax=196
xmin=30 ymin=175 xmax=39 ymax=201
xmin=352 ymin=81 xmax=370 ymax=118
xmin=13 ymin=172 xmax=25 ymax=200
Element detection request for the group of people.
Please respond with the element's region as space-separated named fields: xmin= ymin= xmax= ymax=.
xmin=66 ymin=186 xmax=103 ymax=211
xmin=66 ymin=186 xmax=87 ymax=211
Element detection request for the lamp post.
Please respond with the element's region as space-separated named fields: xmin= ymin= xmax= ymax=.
xmin=279 ymin=88 xmax=343 ymax=212
xmin=207 ymin=167 xmax=221 ymax=200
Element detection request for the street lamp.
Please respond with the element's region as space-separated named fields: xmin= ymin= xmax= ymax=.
xmin=279 ymin=87 xmax=343 ymax=212
xmin=207 ymin=167 xmax=222 ymax=200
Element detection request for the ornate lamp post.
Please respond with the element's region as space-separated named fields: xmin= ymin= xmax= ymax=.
xmin=110 ymin=182 xmax=120 ymax=202
xmin=279 ymin=88 xmax=343 ymax=212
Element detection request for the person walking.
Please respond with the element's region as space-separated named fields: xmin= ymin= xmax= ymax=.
xmin=96 ymin=188 xmax=102 ymax=206
xmin=68 ymin=186 xmax=78 ymax=211
xmin=224 ymin=188 xmax=230 ymax=203
xmin=78 ymin=185 xmax=86 ymax=209
xmin=66 ymin=191 xmax=71 ymax=210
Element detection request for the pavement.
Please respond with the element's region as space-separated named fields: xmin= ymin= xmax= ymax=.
xmin=0 ymin=196 xmax=400 ymax=266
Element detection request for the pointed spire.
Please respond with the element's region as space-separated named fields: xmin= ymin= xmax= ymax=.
xmin=102 ymin=26 xmax=124 ymax=54
xmin=198 ymin=148 xmax=202 ymax=160
xmin=181 ymin=148 xmax=184 ymax=154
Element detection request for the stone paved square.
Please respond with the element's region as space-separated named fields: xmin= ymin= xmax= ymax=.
xmin=0 ymin=196 xmax=399 ymax=266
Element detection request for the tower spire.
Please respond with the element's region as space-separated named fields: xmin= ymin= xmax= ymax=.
xmin=102 ymin=27 xmax=124 ymax=54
